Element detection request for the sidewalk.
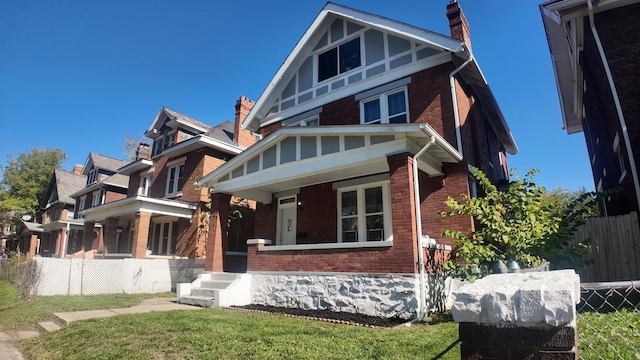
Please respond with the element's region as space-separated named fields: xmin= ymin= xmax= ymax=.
xmin=39 ymin=297 xmax=202 ymax=331
xmin=0 ymin=297 xmax=202 ymax=360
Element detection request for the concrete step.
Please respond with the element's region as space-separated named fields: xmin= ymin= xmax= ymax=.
xmin=200 ymin=280 xmax=234 ymax=289
xmin=178 ymin=295 xmax=215 ymax=308
xmin=38 ymin=321 xmax=62 ymax=333
xmin=207 ymin=273 xmax=240 ymax=281
xmin=192 ymin=288 xmax=218 ymax=298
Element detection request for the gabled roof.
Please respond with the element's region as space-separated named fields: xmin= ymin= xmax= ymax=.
xmin=146 ymin=106 xmax=213 ymax=138
xmin=44 ymin=169 xmax=87 ymax=207
xmin=242 ymin=2 xmax=464 ymax=133
xmin=241 ymin=2 xmax=517 ymax=154
xmin=539 ymin=0 xmax=640 ymax=134
xmin=70 ymin=173 xmax=129 ymax=198
xmin=82 ymin=153 xmax=129 ymax=175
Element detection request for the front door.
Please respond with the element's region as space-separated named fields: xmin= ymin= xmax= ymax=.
xmin=278 ymin=197 xmax=297 ymax=245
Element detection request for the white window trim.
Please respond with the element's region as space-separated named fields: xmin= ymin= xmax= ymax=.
xmin=336 ymin=180 xmax=392 ymax=243
xmin=165 ymin=163 xmax=185 ymax=197
xmin=359 ymin=87 xmax=409 ymax=125
xmin=315 ymin=35 xmax=363 ymax=85
xmin=139 ymin=172 xmax=153 ymax=196
xmin=91 ymin=190 xmax=103 ymax=207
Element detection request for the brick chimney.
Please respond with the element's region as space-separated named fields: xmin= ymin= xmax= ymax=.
xmin=73 ymin=164 xmax=84 ymax=175
xmin=446 ymin=0 xmax=472 ymax=50
xmin=136 ymin=143 xmax=151 ymax=160
xmin=234 ymin=96 xmax=257 ymax=148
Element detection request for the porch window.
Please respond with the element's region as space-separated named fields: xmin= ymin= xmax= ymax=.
xmin=166 ymin=164 xmax=185 ymax=196
xmin=337 ymin=181 xmax=391 ymax=242
xmin=318 ymin=37 xmax=361 ymax=82
xmin=150 ymin=220 xmax=179 ymax=255
xmin=360 ymin=88 xmax=408 ymax=124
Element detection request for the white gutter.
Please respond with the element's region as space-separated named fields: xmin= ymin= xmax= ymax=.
xmin=413 ymin=131 xmax=436 ymax=320
xmin=449 ymin=51 xmax=474 ymax=155
xmin=587 ymin=0 xmax=640 ymax=212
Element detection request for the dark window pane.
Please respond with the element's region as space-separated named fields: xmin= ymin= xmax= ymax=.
xmin=341 ymin=190 xmax=358 ymax=216
xmin=339 ymin=38 xmax=361 ymax=73
xmin=365 ymin=187 xmax=383 ymax=213
xmin=364 ymin=99 xmax=380 ymax=124
xmin=177 ymin=164 xmax=185 ymax=192
xmin=318 ymin=47 xmax=338 ymax=82
xmin=389 ymin=114 xmax=407 ymax=124
xmin=388 ymin=91 xmax=406 ymax=116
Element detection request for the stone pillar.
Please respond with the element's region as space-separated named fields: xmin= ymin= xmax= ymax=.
xmin=452 ymin=270 xmax=580 ymax=359
xmin=82 ymin=221 xmax=95 ymax=251
xmin=132 ymin=211 xmax=151 ymax=259
xmin=205 ymin=193 xmax=231 ymax=272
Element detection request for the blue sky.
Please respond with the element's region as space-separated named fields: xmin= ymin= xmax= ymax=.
xmin=0 ymin=0 xmax=594 ymax=191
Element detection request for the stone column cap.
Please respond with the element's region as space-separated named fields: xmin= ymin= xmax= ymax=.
xmin=451 ymin=269 xmax=580 ymax=327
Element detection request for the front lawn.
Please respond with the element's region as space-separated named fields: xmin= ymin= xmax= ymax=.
xmin=19 ymin=309 xmax=461 ymax=360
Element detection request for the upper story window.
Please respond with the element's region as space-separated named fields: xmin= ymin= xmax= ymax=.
xmin=166 ymin=164 xmax=185 ymax=196
xmin=78 ymin=196 xmax=86 ymax=212
xmin=87 ymin=169 xmax=98 ymax=185
xmin=92 ymin=189 xmax=103 ymax=207
xmin=153 ymin=131 xmax=177 ymax=156
xmin=318 ymin=37 xmax=361 ymax=82
xmin=139 ymin=173 xmax=153 ymax=196
xmin=286 ymin=116 xmax=319 ymax=127
xmin=360 ymin=88 xmax=408 ymax=124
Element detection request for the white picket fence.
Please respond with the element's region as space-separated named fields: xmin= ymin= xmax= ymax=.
xmin=29 ymin=257 xmax=204 ymax=296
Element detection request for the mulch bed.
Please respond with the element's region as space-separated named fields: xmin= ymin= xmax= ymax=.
xmin=227 ymin=304 xmax=410 ymax=328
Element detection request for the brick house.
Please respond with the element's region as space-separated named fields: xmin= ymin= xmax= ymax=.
xmin=67 ymin=153 xmax=130 ymax=256
xmin=192 ymin=2 xmax=518 ymax=319
xmin=78 ymin=99 xmax=257 ymax=268
xmin=37 ymin=168 xmax=87 ymax=258
xmin=540 ymin=0 xmax=640 ymax=216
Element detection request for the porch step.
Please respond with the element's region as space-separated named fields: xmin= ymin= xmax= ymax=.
xmin=38 ymin=321 xmax=62 ymax=333
xmin=178 ymin=295 xmax=216 ymax=308
xmin=177 ymin=272 xmax=251 ymax=308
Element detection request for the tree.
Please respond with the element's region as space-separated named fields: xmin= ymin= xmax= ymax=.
xmin=0 ymin=147 xmax=66 ymax=218
xmin=122 ymin=133 xmax=150 ymax=161
xmin=439 ymin=167 xmax=598 ymax=279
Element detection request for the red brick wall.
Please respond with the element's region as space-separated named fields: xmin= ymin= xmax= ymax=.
xmin=254 ymin=200 xmax=277 ymax=241
xmin=296 ymin=184 xmax=337 ymax=244
xmin=104 ymin=190 xmax=126 ymax=204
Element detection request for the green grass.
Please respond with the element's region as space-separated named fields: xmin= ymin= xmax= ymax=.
xmin=0 ymin=280 xmax=175 ymax=330
xmin=19 ymin=310 xmax=461 ymax=360
xmin=578 ymin=309 xmax=640 ymax=359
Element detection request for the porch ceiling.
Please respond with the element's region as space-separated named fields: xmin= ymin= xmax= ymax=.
xmin=80 ymin=196 xmax=197 ymax=223
xmin=198 ymin=123 xmax=462 ymax=204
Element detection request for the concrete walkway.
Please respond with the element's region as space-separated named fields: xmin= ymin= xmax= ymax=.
xmin=0 ymin=297 xmax=202 ymax=359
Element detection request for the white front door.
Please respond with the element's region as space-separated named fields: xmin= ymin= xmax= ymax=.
xmin=278 ymin=197 xmax=297 ymax=245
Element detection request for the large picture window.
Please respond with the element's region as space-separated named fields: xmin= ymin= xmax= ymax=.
xmin=337 ymin=182 xmax=391 ymax=242
xmin=318 ymin=37 xmax=361 ymax=82
xmin=361 ymin=89 xmax=408 ymax=124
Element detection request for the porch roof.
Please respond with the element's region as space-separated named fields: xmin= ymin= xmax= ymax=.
xmin=80 ymin=196 xmax=197 ymax=223
xmin=41 ymin=218 xmax=86 ymax=232
xmin=197 ymin=123 xmax=462 ymax=204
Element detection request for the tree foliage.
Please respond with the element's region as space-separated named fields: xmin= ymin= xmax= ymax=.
xmin=440 ymin=167 xmax=598 ymax=279
xmin=0 ymin=147 xmax=66 ymax=217
xmin=122 ymin=133 xmax=149 ymax=161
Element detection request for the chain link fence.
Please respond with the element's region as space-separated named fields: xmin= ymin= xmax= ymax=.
xmin=578 ymin=281 xmax=640 ymax=359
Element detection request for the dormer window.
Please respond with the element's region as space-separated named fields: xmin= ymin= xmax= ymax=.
xmin=318 ymin=37 xmax=361 ymax=82
xmin=87 ymin=169 xmax=99 ymax=185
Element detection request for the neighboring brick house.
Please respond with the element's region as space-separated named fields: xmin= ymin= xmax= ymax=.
xmin=37 ymin=168 xmax=87 ymax=258
xmin=78 ymin=98 xmax=257 ymax=269
xmin=540 ymin=0 xmax=640 ymax=216
xmin=194 ymin=2 xmax=517 ymax=319
xmin=69 ymin=153 xmax=130 ymax=255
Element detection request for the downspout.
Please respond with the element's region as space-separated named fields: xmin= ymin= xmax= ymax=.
xmin=413 ymin=131 xmax=435 ymax=320
xmin=449 ymin=51 xmax=474 ymax=155
xmin=587 ymin=0 xmax=640 ymax=213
